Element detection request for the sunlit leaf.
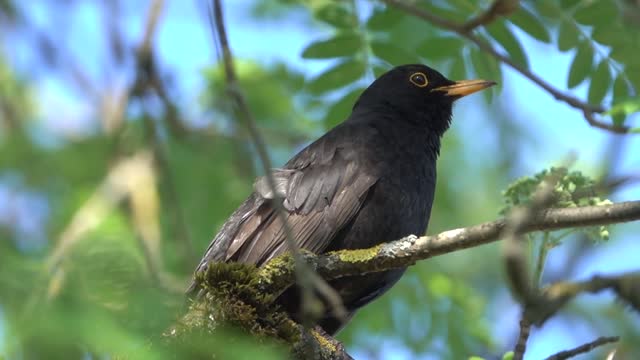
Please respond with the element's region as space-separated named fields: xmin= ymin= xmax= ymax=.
xmin=608 ymin=98 xmax=640 ymax=127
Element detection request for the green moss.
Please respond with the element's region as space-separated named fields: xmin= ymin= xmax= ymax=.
xmin=181 ymin=260 xmax=352 ymax=358
xmin=311 ymin=329 xmax=336 ymax=353
xmin=196 ymin=261 xmax=301 ymax=344
xmin=333 ymin=244 xmax=381 ymax=263
xmin=258 ymin=253 xmax=295 ymax=289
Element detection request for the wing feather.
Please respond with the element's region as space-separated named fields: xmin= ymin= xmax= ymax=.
xmin=188 ymin=123 xmax=380 ymax=294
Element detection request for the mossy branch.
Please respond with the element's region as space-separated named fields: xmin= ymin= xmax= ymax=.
xmin=256 ymin=200 xmax=640 ymax=294
xmin=166 ymin=200 xmax=639 ymax=359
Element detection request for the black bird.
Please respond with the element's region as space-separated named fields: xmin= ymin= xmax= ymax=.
xmin=188 ymin=64 xmax=495 ymax=334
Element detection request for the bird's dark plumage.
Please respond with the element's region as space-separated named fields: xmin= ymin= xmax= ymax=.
xmin=188 ymin=64 xmax=495 ymax=334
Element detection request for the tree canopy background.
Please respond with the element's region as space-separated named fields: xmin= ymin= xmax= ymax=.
xmin=0 ymin=0 xmax=639 ymax=359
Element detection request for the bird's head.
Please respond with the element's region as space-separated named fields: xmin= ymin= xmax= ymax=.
xmin=353 ymin=64 xmax=496 ymax=136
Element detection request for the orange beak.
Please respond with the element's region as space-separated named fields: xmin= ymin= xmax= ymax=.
xmin=432 ymin=79 xmax=496 ymax=98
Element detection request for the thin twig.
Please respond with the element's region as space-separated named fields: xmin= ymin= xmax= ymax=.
xmin=527 ymin=271 xmax=640 ymax=325
xmin=107 ymin=0 xmax=165 ymax=133
xmin=583 ymin=110 xmax=631 ymax=134
xmin=513 ymin=317 xmax=531 ymax=360
xmin=207 ymin=0 xmax=347 ymax=323
xmin=143 ymin=114 xmax=197 ymax=268
xmin=462 ymin=0 xmax=520 ymax=31
xmin=543 ymin=336 xmax=619 ymax=360
xmin=139 ymin=0 xmax=164 ymax=55
xmin=380 ymin=0 xmax=633 ymax=134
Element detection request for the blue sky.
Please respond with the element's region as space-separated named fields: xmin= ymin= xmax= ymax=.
xmin=3 ymin=1 xmax=639 ymax=359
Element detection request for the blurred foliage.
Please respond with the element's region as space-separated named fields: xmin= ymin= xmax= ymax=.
xmin=0 ymin=0 xmax=639 ymax=359
xmin=502 ymin=166 xmax=611 ymax=240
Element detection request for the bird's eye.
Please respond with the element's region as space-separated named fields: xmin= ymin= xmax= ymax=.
xmin=409 ymin=72 xmax=429 ymax=87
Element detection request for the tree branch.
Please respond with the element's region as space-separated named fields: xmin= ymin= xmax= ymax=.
xmin=180 ymin=200 xmax=639 ymax=359
xmin=462 ymin=0 xmax=520 ymax=32
xmin=380 ymin=0 xmax=634 ymax=134
xmin=525 ymin=271 xmax=640 ymax=326
xmin=543 ymin=336 xmax=619 ymax=360
xmin=512 ymin=318 xmax=531 ymax=360
xmin=255 ymin=200 xmax=640 ymax=295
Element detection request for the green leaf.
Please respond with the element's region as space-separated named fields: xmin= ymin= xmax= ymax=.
xmin=301 ymin=32 xmax=362 ymax=59
xmin=502 ymin=351 xmax=515 ymax=360
xmin=370 ymin=40 xmax=422 ymax=66
xmin=610 ymin=46 xmax=640 ymax=66
xmin=533 ymin=0 xmax=559 ymax=18
xmin=420 ymin=2 xmax=465 ymax=21
xmin=470 ymin=48 xmax=500 ymax=102
xmin=612 ymin=75 xmax=630 ymax=126
xmin=592 ymin=23 xmax=628 ymax=48
xmin=324 ymin=87 xmax=365 ymax=128
xmin=574 ymin=0 xmax=618 ymax=26
xmin=567 ymin=43 xmax=593 ymax=88
xmin=449 ymin=56 xmax=467 ymax=81
xmin=487 ymin=21 xmax=529 ymax=68
xmin=313 ymin=3 xmax=355 ymax=29
xmin=366 ymin=6 xmax=403 ymax=30
xmin=559 ymin=0 xmax=581 ymax=8
xmin=509 ymin=8 xmax=551 ymax=43
xmin=588 ymin=60 xmax=611 ymax=104
xmin=416 ymin=36 xmax=465 ymax=61
xmin=610 ymin=97 xmax=640 ymax=114
xmin=613 ymin=74 xmax=630 ymax=102
xmin=628 ymin=66 xmax=640 ymax=90
xmin=372 ymin=64 xmax=390 ymax=78
xmin=557 ymin=20 xmax=579 ymax=52
xmin=306 ymin=60 xmax=365 ymax=94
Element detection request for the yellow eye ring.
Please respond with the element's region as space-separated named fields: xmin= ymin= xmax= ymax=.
xmin=409 ymin=72 xmax=429 ymax=87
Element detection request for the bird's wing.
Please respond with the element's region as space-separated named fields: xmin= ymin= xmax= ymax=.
xmin=188 ymin=127 xmax=378 ymax=291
